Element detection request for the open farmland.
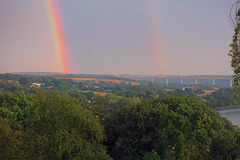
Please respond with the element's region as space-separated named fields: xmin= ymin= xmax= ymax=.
xmin=67 ymin=78 xmax=140 ymax=85
xmin=80 ymin=90 xmax=108 ymax=97
xmin=0 ymin=79 xmax=19 ymax=83
xmin=198 ymin=90 xmax=215 ymax=96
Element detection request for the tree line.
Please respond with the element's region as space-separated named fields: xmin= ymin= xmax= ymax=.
xmin=0 ymin=73 xmax=239 ymax=110
xmin=0 ymin=89 xmax=240 ymax=159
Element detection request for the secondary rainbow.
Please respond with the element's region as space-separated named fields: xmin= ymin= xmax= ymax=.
xmin=146 ymin=0 xmax=165 ymax=75
xmin=45 ymin=0 xmax=69 ymax=73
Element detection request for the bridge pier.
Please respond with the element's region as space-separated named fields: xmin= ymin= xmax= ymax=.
xmin=127 ymin=76 xmax=233 ymax=86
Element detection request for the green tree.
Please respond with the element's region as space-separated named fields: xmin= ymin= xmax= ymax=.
xmin=0 ymin=117 xmax=24 ymax=159
xmin=229 ymin=1 xmax=240 ymax=101
xmin=24 ymin=91 xmax=111 ymax=160
xmin=95 ymin=94 xmax=109 ymax=106
xmin=19 ymin=77 xmax=32 ymax=86
xmin=104 ymin=96 xmax=240 ymax=160
xmin=84 ymin=91 xmax=95 ymax=101
xmin=68 ymin=90 xmax=87 ymax=106
xmin=51 ymin=79 xmax=73 ymax=91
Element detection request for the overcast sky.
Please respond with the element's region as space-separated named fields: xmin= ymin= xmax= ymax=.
xmin=0 ymin=0 xmax=237 ymax=75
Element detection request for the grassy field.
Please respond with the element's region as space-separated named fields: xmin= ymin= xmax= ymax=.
xmin=198 ymin=90 xmax=215 ymax=96
xmin=67 ymin=78 xmax=140 ymax=85
xmin=0 ymin=79 xmax=19 ymax=83
xmin=80 ymin=90 xmax=108 ymax=97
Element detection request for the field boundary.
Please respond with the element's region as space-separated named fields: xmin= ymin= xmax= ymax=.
xmin=66 ymin=78 xmax=140 ymax=85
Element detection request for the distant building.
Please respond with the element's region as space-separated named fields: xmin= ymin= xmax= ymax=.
xmin=182 ymin=87 xmax=193 ymax=91
xmin=47 ymin=86 xmax=55 ymax=90
xmin=30 ymin=83 xmax=41 ymax=88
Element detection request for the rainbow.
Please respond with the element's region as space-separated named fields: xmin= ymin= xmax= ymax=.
xmin=146 ymin=0 xmax=165 ymax=75
xmin=45 ymin=0 xmax=69 ymax=73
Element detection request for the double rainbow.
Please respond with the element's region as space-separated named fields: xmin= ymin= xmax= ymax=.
xmin=44 ymin=0 xmax=164 ymax=74
xmin=45 ymin=0 xmax=69 ymax=73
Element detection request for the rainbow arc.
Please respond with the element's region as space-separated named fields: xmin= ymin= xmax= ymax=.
xmin=45 ymin=0 xmax=69 ymax=73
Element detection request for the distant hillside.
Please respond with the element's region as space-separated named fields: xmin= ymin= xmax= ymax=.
xmin=8 ymin=72 xmax=137 ymax=82
xmin=67 ymin=78 xmax=140 ymax=86
xmin=54 ymin=74 xmax=137 ymax=82
xmin=13 ymin=72 xmax=65 ymax=76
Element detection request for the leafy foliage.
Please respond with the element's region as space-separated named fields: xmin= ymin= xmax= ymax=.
xmin=0 ymin=117 xmax=24 ymax=159
xmin=24 ymin=91 xmax=111 ymax=160
xmin=0 ymin=74 xmax=240 ymax=159
xmin=104 ymin=96 xmax=240 ymax=159
xmin=229 ymin=1 xmax=240 ymax=102
xmin=0 ymin=90 xmax=112 ymax=160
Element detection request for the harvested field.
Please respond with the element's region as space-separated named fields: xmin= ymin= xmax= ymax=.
xmin=67 ymin=78 xmax=140 ymax=85
xmin=80 ymin=90 xmax=108 ymax=97
xmin=0 ymin=79 xmax=19 ymax=83
xmin=198 ymin=90 xmax=215 ymax=96
xmin=164 ymin=89 xmax=175 ymax=92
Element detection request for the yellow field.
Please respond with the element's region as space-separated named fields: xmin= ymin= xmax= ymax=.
xmin=164 ymin=89 xmax=175 ymax=91
xmin=198 ymin=90 xmax=215 ymax=96
xmin=80 ymin=90 xmax=108 ymax=97
xmin=0 ymin=79 xmax=19 ymax=83
xmin=67 ymin=78 xmax=140 ymax=85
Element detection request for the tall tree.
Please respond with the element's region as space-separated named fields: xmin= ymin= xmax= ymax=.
xmin=229 ymin=1 xmax=240 ymax=101
xmin=104 ymin=96 xmax=240 ymax=159
xmin=24 ymin=91 xmax=111 ymax=160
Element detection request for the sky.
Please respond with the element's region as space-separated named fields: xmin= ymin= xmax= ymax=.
xmin=0 ymin=0 xmax=237 ymax=75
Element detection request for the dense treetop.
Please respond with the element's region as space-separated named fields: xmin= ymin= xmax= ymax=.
xmin=0 ymin=74 xmax=240 ymax=159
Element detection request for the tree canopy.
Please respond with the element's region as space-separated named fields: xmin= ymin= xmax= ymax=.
xmin=0 ymin=90 xmax=111 ymax=160
xmin=104 ymin=96 xmax=240 ymax=159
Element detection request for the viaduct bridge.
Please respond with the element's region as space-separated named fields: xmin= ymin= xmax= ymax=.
xmin=126 ymin=76 xmax=234 ymax=87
